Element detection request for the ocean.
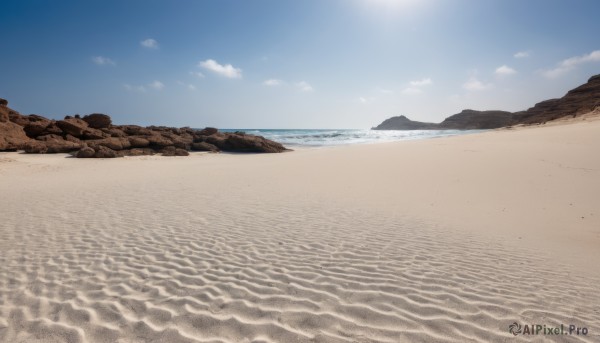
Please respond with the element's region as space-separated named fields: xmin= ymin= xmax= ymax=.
xmin=220 ymin=129 xmax=484 ymax=147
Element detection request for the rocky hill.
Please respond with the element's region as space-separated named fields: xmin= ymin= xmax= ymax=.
xmin=0 ymin=99 xmax=288 ymax=157
xmin=372 ymin=110 xmax=512 ymax=130
xmin=372 ymin=115 xmax=438 ymax=130
xmin=512 ymin=74 xmax=600 ymax=124
xmin=373 ymin=74 xmax=600 ymax=130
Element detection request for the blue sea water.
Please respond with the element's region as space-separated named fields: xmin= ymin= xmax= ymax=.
xmin=220 ymin=129 xmax=484 ymax=148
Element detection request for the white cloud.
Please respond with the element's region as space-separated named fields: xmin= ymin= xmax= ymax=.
xmin=296 ymin=81 xmax=313 ymax=92
xmin=263 ymin=79 xmax=283 ymax=86
xmin=149 ymin=80 xmax=164 ymax=90
xmin=199 ymin=59 xmax=242 ymax=78
xmin=463 ymin=77 xmax=492 ymax=91
xmin=123 ymin=84 xmax=146 ymax=92
xmin=187 ymin=84 xmax=196 ymax=91
xmin=542 ymin=50 xmax=600 ymax=78
xmin=358 ymin=96 xmax=377 ymax=104
xmin=92 ymin=56 xmax=115 ymax=66
xmin=141 ymin=38 xmax=159 ymax=49
xmin=495 ymin=65 xmax=517 ymax=76
xmin=514 ymin=51 xmax=530 ymax=58
xmin=190 ymin=71 xmax=205 ymax=78
xmin=401 ymin=87 xmax=423 ymax=95
xmin=409 ymin=78 xmax=432 ymax=86
xmin=375 ymin=87 xmax=394 ymax=94
xmin=125 ymin=81 xmax=164 ymax=92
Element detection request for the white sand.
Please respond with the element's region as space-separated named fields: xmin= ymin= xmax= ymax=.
xmin=1 ymin=117 xmax=599 ymax=342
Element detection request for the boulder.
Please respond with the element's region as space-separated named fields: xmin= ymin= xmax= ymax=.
xmin=87 ymin=137 xmax=131 ymax=151
xmin=191 ymin=141 xmax=220 ymax=152
xmin=94 ymin=146 xmax=118 ymax=158
xmin=76 ymin=147 xmax=96 ymax=158
xmin=0 ymin=98 xmax=7 ymax=106
xmin=0 ymin=121 xmax=30 ymax=151
xmin=128 ymin=136 xmax=150 ymax=148
xmin=161 ymin=146 xmax=189 ymax=156
xmin=82 ymin=113 xmax=112 ymax=129
xmin=121 ymin=148 xmax=156 ymax=157
xmin=0 ymin=102 xmax=8 ymax=122
xmin=102 ymin=127 xmax=127 ymax=137
xmin=146 ymin=134 xmax=174 ymax=148
xmin=206 ymin=132 xmax=287 ymax=153
xmin=56 ymin=118 xmax=89 ymax=137
xmin=198 ymin=127 xmax=218 ymax=136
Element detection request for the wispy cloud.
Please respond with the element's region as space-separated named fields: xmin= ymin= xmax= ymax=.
xmin=358 ymin=96 xmax=376 ymax=104
xmin=463 ymin=77 xmax=492 ymax=91
xmin=495 ymin=65 xmax=517 ymax=76
xmin=514 ymin=51 xmax=530 ymax=58
xmin=199 ymin=59 xmax=242 ymax=78
xmin=190 ymin=71 xmax=205 ymax=78
xmin=92 ymin=56 xmax=115 ymax=66
xmin=401 ymin=77 xmax=432 ymax=94
xmin=295 ymin=81 xmax=313 ymax=92
xmin=124 ymin=80 xmax=164 ymax=92
xmin=148 ymin=80 xmax=164 ymax=90
xmin=123 ymin=84 xmax=146 ymax=92
xmin=542 ymin=50 xmax=600 ymax=78
xmin=140 ymin=38 xmax=159 ymax=49
xmin=409 ymin=78 xmax=432 ymax=86
xmin=401 ymin=87 xmax=423 ymax=95
xmin=177 ymin=81 xmax=196 ymax=91
xmin=263 ymin=79 xmax=283 ymax=86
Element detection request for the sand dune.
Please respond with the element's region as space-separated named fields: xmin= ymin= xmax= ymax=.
xmin=1 ymin=118 xmax=599 ymax=342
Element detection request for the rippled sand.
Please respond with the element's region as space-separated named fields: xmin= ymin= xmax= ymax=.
xmin=1 ymin=118 xmax=599 ymax=342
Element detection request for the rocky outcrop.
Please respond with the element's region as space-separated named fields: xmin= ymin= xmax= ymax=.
xmin=373 ymin=111 xmax=512 ymax=130
xmin=0 ymin=100 xmax=30 ymax=151
xmin=82 ymin=113 xmax=112 ymax=129
xmin=512 ymin=74 xmax=600 ymax=124
xmin=0 ymin=99 xmax=289 ymax=157
xmin=373 ymin=74 xmax=600 ymax=130
xmin=439 ymin=110 xmax=513 ymax=129
xmin=372 ymin=116 xmax=439 ymax=130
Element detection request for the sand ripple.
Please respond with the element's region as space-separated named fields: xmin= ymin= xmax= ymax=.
xmin=0 ymin=161 xmax=599 ymax=342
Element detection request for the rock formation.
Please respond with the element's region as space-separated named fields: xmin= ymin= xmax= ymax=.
xmin=373 ymin=74 xmax=599 ymax=130
xmin=0 ymin=99 xmax=288 ymax=158
xmin=372 ymin=110 xmax=512 ymax=130
xmin=512 ymin=74 xmax=600 ymax=124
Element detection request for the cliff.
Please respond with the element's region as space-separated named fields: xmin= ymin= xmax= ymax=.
xmin=373 ymin=74 xmax=600 ymax=130
xmin=512 ymin=74 xmax=600 ymax=124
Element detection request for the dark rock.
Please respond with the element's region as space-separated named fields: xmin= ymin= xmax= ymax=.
xmin=372 ymin=115 xmax=439 ymax=130
xmin=76 ymin=147 xmax=96 ymax=158
xmin=0 ymin=98 xmax=7 ymax=106
xmin=128 ymin=136 xmax=150 ymax=148
xmin=102 ymin=127 xmax=127 ymax=137
xmin=191 ymin=141 xmax=220 ymax=152
xmin=120 ymin=125 xmax=154 ymax=136
xmin=82 ymin=113 xmax=112 ymax=129
xmin=121 ymin=148 xmax=156 ymax=156
xmin=512 ymin=74 xmax=600 ymax=125
xmin=206 ymin=132 xmax=288 ymax=153
xmin=439 ymin=110 xmax=513 ymax=129
xmin=161 ymin=146 xmax=189 ymax=156
xmin=86 ymin=137 xmax=131 ymax=151
xmin=56 ymin=118 xmax=89 ymax=137
xmin=0 ymin=106 xmax=10 ymax=123
xmin=94 ymin=146 xmax=118 ymax=158
xmin=0 ymin=121 xmax=30 ymax=151
xmin=146 ymin=134 xmax=174 ymax=148
xmin=198 ymin=127 xmax=218 ymax=136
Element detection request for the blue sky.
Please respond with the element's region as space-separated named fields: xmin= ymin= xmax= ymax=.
xmin=1 ymin=0 xmax=599 ymax=128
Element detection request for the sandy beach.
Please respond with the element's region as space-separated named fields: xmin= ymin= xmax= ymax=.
xmin=1 ymin=117 xmax=599 ymax=342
